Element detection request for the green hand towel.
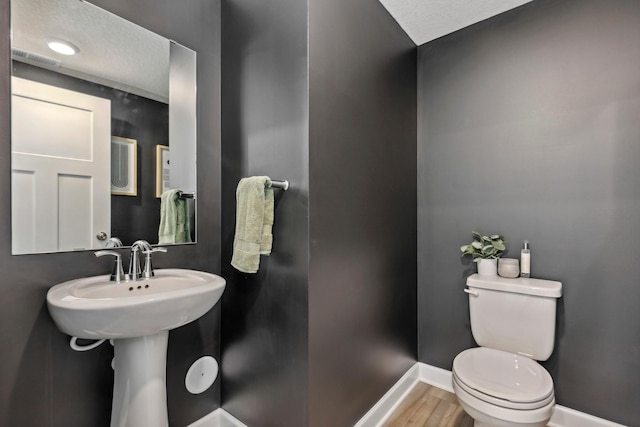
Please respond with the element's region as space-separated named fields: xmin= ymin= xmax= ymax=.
xmin=260 ymin=185 xmax=274 ymax=255
xmin=231 ymin=176 xmax=274 ymax=273
xmin=158 ymin=189 xmax=192 ymax=244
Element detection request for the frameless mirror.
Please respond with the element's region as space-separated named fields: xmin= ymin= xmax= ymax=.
xmin=10 ymin=0 xmax=197 ymax=254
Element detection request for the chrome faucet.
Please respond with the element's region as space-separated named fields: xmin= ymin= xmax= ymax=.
xmin=129 ymin=240 xmax=152 ymax=281
xmin=105 ymin=237 xmax=123 ymax=248
xmin=95 ymin=240 xmax=167 ymax=282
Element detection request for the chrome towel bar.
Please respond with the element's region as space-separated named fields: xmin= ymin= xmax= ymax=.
xmin=270 ymin=180 xmax=289 ymax=190
xmin=177 ymin=179 xmax=288 ymax=199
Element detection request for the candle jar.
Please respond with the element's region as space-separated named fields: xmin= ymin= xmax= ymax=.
xmin=498 ymin=258 xmax=520 ymax=278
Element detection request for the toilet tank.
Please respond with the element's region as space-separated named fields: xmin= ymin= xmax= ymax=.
xmin=466 ymin=274 xmax=562 ymax=361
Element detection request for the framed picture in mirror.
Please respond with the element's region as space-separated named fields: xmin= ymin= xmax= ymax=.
xmin=111 ymin=136 xmax=137 ymax=196
xmin=156 ymin=145 xmax=170 ymax=197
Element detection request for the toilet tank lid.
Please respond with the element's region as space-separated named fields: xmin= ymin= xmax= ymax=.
xmin=467 ymin=274 xmax=562 ymax=298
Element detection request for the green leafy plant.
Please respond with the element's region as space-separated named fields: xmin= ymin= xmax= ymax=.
xmin=460 ymin=231 xmax=506 ymax=262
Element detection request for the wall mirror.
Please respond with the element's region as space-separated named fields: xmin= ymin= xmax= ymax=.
xmin=10 ymin=0 xmax=197 ymax=254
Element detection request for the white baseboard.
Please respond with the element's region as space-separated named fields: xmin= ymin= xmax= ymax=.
xmin=187 ymin=408 xmax=248 ymax=427
xmin=548 ymin=405 xmax=628 ymax=427
xmin=355 ymin=362 xmax=627 ymax=427
xmin=354 ymin=364 xmax=421 ymax=427
xmin=189 ymin=363 xmax=626 ymax=427
xmin=418 ymin=362 xmax=454 ymax=393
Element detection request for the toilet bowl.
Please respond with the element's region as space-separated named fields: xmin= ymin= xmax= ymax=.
xmin=452 ymin=347 xmax=555 ymax=427
xmin=453 ymin=274 xmax=562 ymax=427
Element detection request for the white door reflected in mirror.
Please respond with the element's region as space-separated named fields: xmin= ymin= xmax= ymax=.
xmin=11 ymin=77 xmax=111 ymax=254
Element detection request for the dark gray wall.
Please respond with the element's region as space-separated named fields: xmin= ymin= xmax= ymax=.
xmin=417 ymin=0 xmax=640 ymax=425
xmin=307 ymin=0 xmax=417 ymax=425
xmin=221 ymin=0 xmax=416 ymax=425
xmin=220 ymin=0 xmax=310 ymax=426
xmin=0 ymin=0 xmax=221 ymax=425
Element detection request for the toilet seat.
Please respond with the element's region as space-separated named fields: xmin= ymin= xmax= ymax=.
xmin=453 ymin=347 xmax=554 ymax=410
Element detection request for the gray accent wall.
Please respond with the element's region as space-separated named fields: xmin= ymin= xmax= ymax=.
xmin=220 ymin=0 xmax=310 ymax=425
xmin=307 ymin=0 xmax=417 ymax=425
xmin=417 ymin=0 xmax=640 ymax=424
xmin=221 ymin=0 xmax=417 ymax=425
xmin=0 ymin=0 xmax=221 ymax=425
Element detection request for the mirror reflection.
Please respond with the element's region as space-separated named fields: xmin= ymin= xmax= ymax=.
xmin=10 ymin=0 xmax=197 ymax=254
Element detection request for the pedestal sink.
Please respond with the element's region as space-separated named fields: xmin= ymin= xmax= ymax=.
xmin=47 ymin=269 xmax=225 ymax=427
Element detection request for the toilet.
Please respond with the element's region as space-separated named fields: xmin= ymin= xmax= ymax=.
xmin=452 ymin=273 xmax=562 ymax=427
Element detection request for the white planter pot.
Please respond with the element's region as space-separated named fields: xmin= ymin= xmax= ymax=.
xmin=477 ymin=259 xmax=498 ymax=277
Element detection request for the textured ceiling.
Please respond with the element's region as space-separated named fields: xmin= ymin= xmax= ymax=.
xmin=12 ymin=0 xmax=534 ymax=98
xmin=11 ymin=0 xmax=170 ymax=102
xmin=378 ymin=0 xmax=534 ymax=46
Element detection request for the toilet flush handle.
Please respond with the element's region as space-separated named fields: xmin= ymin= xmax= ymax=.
xmin=464 ymin=288 xmax=479 ymax=297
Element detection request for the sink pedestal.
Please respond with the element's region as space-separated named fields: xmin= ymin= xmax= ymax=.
xmin=111 ymin=331 xmax=169 ymax=427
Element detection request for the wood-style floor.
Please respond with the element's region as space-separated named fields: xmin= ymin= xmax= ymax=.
xmin=382 ymin=382 xmax=474 ymax=427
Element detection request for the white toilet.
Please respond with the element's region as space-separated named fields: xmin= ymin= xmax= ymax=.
xmin=452 ymin=273 xmax=562 ymax=427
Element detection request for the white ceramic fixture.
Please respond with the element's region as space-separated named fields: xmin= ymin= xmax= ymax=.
xmin=454 ymin=274 xmax=561 ymax=427
xmin=47 ymin=269 xmax=226 ymax=427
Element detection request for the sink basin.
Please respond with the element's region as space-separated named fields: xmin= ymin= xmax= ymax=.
xmin=47 ymin=268 xmax=225 ymax=427
xmin=47 ymin=268 xmax=226 ymax=339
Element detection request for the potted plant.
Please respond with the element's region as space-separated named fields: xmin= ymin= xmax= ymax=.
xmin=460 ymin=231 xmax=507 ymax=277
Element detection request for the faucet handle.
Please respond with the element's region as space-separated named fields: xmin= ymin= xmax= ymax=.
xmin=95 ymin=250 xmax=126 ymax=282
xmin=142 ymin=247 xmax=168 ymax=255
xmin=141 ymin=247 xmax=168 ymax=279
